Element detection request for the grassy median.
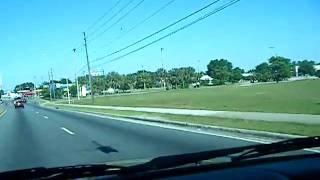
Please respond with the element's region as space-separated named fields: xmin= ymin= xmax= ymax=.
xmin=73 ymin=80 xmax=320 ymax=114
xmin=49 ymin=105 xmax=320 ymax=136
xmin=0 ymin=107 xmax=5 ymax=117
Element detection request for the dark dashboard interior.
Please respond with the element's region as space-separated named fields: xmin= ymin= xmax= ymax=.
xmin=114 ymin=154 xmax=320 ymax=180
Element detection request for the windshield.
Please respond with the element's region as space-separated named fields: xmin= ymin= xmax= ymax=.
xmin=0 ymin=0 xmax=319 ymax=173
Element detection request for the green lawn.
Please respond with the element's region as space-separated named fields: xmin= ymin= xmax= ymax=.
xmin=75 ymin=80 xmax=320 ymax=114
xmin=52 ymin=105 xmax=320 ymax=136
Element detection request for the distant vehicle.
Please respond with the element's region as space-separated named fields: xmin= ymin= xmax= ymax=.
xmin=14 ymin=100 xmax=24 ymax=108
xmin=21 ymin=97 xmax=27 ymax=103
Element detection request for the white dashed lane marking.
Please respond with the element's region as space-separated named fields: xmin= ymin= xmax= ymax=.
xmin=61 ymin=127 xmax=75 ymax=135
xmin=43 ymin=116 xmax=48 ymax=119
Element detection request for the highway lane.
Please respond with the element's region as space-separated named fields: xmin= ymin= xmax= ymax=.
xmin=0 ymin=102 xmax=253 ymax=172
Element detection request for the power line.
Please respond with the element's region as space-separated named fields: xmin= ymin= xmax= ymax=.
xmin=88 ymin=0 xmax=145 ymax=44
xmin=88 ymin=0 xmax=134 ymax=38
xmin=91 ymin=0 xmax=221 ymax=63
xmin=77 ymin=64 xmax=87 ymax=74
xmin=86 ymin=0 xmax=122 ymax=33
xmin=92 ymin=0 xmax=240 ymax=68
xmin=100 ymin=0 xmax=176 ymax=49
xmin=74 ymin=1 xmax=123 ymax=52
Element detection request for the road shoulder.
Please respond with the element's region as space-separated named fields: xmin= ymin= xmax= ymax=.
xmin=39 ymin=103 xmax=309 ymax=140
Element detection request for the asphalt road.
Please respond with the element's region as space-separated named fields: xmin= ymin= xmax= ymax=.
xmin=0 ymin=102 xmax=254 ymax=172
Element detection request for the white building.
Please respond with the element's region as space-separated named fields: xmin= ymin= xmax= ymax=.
xmin=80 ymin=85 xmax=87 ymax=97
xmin=200 ymin=75 xmax=213 ymax=85
xmin=1 ymin=92 xmax=21 ymax=100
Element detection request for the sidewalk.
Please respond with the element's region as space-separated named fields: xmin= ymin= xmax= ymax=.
xmin=55 ymin=104 xmax=320 ymax=125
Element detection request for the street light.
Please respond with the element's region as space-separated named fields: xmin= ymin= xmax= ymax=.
xmin=160 ymin=48 xmax=166 ymax=89
xmin=73 ymin=48 xmax=80 ymax=100
xmin=66 ymin=78 xmax=71 ymax=104
xmin=142 ymin=65 xmax=146 ymax=90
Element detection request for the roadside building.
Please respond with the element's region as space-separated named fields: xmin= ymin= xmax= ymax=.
xmin=200 ymin=75 xmax=213 ymax=85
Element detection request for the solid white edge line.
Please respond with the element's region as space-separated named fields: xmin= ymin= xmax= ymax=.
xmin=61 ymin=127 xmax=75 ymax=135
xmin=59 ymin=110 xmax=320 ymax=153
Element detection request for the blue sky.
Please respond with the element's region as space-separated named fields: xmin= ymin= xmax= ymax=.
xmin=0 ymin=0 xmax=319 ymax=90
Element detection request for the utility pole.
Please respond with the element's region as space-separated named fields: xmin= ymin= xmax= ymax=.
xmin=160 ymin=48 xmax=166 ymax=89
xmin=48 ymin=71 xmax=52 ymax=101
xmin=75 ymin=74 xmax=80 ymax=100
xmin=73 ymin=49 xmax=81 ymax=101
xmin=33 ymin=76 xmax=37 ymax=97
xmin=66 ymin=78 xmax=71 ymax=104
xmin=142 ymin=65 xmax=146 ymax=90
xmin=50 ymin=68 xmax=56 ymax=99
xmin=83 ymin=32 xmax=94 ymax=104
xmin=197 ymin=59 xmax=200 ymax=81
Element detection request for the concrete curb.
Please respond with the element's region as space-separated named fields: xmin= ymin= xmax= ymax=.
xmin=40 ymin=103 xmax=304 ymax=140
xmin=53 ymin=103 xmax=320 ymax=125
xmin=120 ymin=116 xmax=304 ymax=140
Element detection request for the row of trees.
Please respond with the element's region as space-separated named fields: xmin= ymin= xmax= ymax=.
xmin=77 ymin=67 xmax=200 ymax=94
xmin=71 ymin=59 xmax=245 ymax=95
xmin=253 ymin=57 xmax=319 ymax=82
xmin=14 ymin=82 xmax=35 ymax=92
xmin=206 ymin=59 xmax=244 ymax=85
xmin=14 ymin=56 xmax=318 ymax=99
xmin=67 ymin=56 xmax=320 ymax=96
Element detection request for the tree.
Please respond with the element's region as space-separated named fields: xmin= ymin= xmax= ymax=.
xmin=78 ymin=75 xmax=88 ymax=86
xmin=105 ymin=72 xmax=122 ymax=89
xmin=255 ymin=62 xmax=272 ymax=82
xmin=69 ymin=85 xmax=78 ymax=97
xmin=166 ymin=67 xmax=196 ymax=89
xmin=155 ymin=68 xmax=167 ymax=88
xmin=297 ymin=60 xmax=316 ymax=76
xmin=231 ymin=67 xmax=243 ymax=83
xmin=92 ymin=75 xmax=107 ymax=94
xmin=206 ymin=59 xmax=233 ymax=85
xmin=0 ymin=89 xmax=4 ymax=99
xmin=55 ymin=88 xmax=64 ymax=99
xmin=60 ymin=78 xmax=72 ymax=84
xmin=168 ymin=68 xmax=180 ymax=89
xmin=134 ymin=70 xmax=154 ymax=89
xmin=269 ymin=56 xmax=291 ymax=82
xmin=119 ymin=76 xmax=131 ymax=91
xmin=179 ymin=67 xmax=196 ymax=88
xmin=14 ymin=82 xmax=35 ymax=92
xmin=316 ymin=70 xmax=320 ymax=78
xmin=41 ymin=88 xmax=51 ymax=100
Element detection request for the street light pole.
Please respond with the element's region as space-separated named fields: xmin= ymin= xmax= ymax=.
xmin=66 ymin=78 xmax=71 ymax=104
xmin=161 ymin=48 xmax=166 ymax=89
xmin=142 ymin=65 xmax=146 ymax=90
xmin=75 ymin=74 xmax=80 ymax=100
xmin=83 ymin=32 xmax=94 ymax=104
xmin=48 ymin=71 xmax=52 ymax=101
xmin=197 ymin=59 xmax=200 ymax=82
xmin=50 ymin=68 xmax=56 ymax=99
xmin=73 ymin=49 xmax=81 ymax=101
